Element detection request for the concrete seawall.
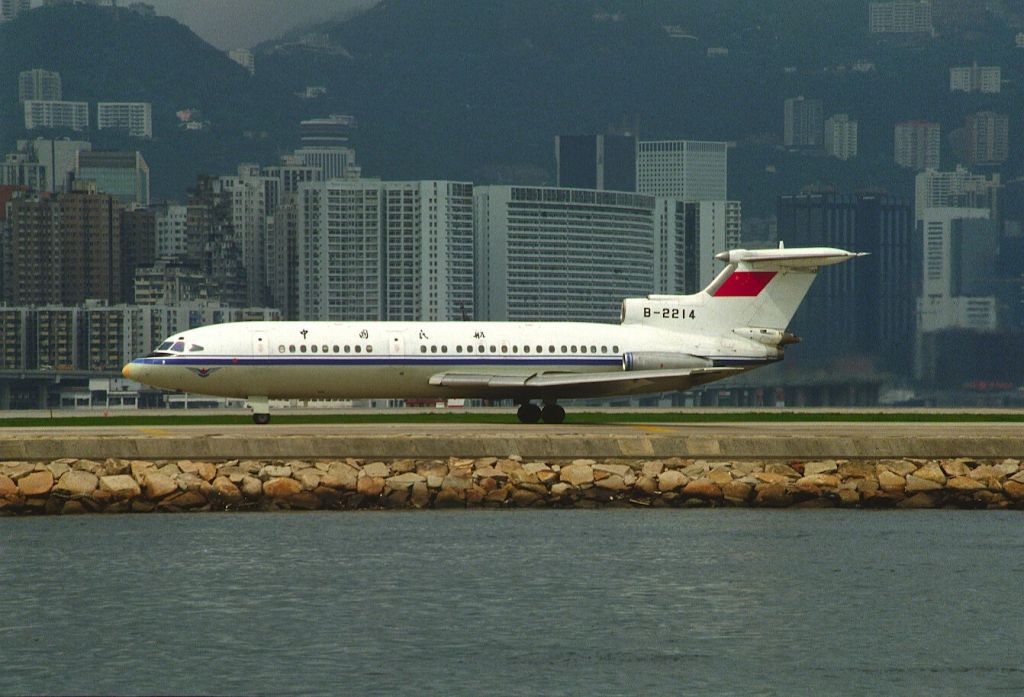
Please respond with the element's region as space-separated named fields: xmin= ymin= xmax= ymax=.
xmin=2 ymin=456 xmax=1023 ymax=514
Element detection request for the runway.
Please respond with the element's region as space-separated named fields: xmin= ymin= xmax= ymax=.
xmin=1 ymin=418 xmax=1022 ymax=460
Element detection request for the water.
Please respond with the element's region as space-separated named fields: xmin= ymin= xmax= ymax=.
xmin=1 ymin=510 xmax=1022 ymax=696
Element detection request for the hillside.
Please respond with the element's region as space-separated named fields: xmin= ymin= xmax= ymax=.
xmin=2 ymin=1 xmax=1024 ymax=214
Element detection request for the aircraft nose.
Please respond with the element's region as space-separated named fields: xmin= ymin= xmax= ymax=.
xmin=122 ymin=362 xmax=133 ymax=379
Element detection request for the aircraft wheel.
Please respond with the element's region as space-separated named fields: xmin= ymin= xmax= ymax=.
xmin=252 ymin=413 xmax=271 ymax=425
xmin=541 ymin=404 xmax=566 ymax=424
xmin=517 ymin=403 xmax=542 ymax=424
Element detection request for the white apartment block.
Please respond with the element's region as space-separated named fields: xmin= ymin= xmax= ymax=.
xmin=215 ymin=165 xmax=280 ymax=307
xmin=636 ymin=140 xmax=727 ymax=201
xmin=97 ymin=102 xmax=153 ymax=138
xmin=950 ymin=63 xmax=1001 ymax=94
xmin=894 ymin=120 xmax=940 ymax=171
xmin=914 ymin=167 xmax=999 ymax=223
xmin=154 ymin=204 xmax=189 ymax=258
xmin=824 ymin=114 xmax=858 ymax=161
xmin=868 ymin=0 xmax=933 ymax=34
xmin=0 ymin=0 xmax=30 ymax=22
xmin=653 ymin=199 xmax=741 ymax=295
xmin=23 ymin=100 xmax=89 ymax=131
xmin=297 ymin=180 xmax=474 ymax=322
xmin=474 ymin=186 xmax=655 ymax=323
xmin=965 ymin=111 xmax=1009 ymax=166
xmin=917 ymin=207 xmax=997 ymax=334
xmin=18 ymin=69 xmax=62 ymax=103
xmin=228 ymin=48 xmax=255 ymax=75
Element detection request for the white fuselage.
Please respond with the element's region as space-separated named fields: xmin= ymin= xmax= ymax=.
xmin=124 ymin=319 xmax=774 ymax=401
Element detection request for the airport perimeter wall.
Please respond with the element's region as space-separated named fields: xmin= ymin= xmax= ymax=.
xmin=2 ymin=455 xmax=1023 ymax=514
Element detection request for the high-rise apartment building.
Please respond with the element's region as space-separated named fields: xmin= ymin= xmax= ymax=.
xmin=824 ymin=114 xmax=858 ymax=161
xmin=555 ymin=134 xmax=636 ymax=192
xmin=914 ymin=166 xmax=1000 ymax=223
xmin=5 ymin=194 xmax=62 ymax=305
xmin=18 ymin=69 xmax=62 ymax=103
xmin=783 ymin=96 xmax=824 ymax=149
xmin=154 ymin=203 xmax=189 ymax=258
xmin=868 ymin=0 xmax=933 ymax=34
xmin=950 ymin=63 xmax=1001 ymax=94
xmin=894 ymin=120 xmax=940 ymax=171
xmin=97 ymin=102 xmax=153 ymax=138
xmin=296 ymin=180 xmax=474 ymax=322
xmin=120 ymin=207 xmax=156 ymax=302
xmin=0 ymin=0 xmax=30 ymax=22
xmin=58 ymin=181 xmax=123 ymax=305
xmin=228 ymin=48 xmax=255 ymax=75
xmin=777 ymin=191 xmax=913 ymax=371
xmin=653 ymin=199 xmax=741 ymax=295
xmin=474 ymin=186 xmax=654 ymax=322
xmin=23 ymin=100 xmax=89 ymax=131
xmin=964 ymin=111 xmax=1009 ymax=166
xmin=213 ymin=164 xmax=279 ymax=307
xmin=75 ymin=150 xmax=150 ymax=205
xmin=636 ymin=140 xmax=727 ymax=201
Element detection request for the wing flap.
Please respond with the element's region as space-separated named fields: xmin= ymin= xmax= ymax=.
xmin=428 ymin=367 xmax=744 ymax=397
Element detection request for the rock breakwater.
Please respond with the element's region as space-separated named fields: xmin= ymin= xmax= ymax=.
xmin=1 ymin=456 xmax=1023 ymax=514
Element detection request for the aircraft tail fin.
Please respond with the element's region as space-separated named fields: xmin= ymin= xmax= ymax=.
xmin=622 ymin=245 xmax=866 ymax=340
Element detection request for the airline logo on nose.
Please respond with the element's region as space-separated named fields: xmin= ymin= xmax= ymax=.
xmin=187 ymin=367 xmax=221 ymax=378
xmin=713 ymin=271 xmax=776 ymax=297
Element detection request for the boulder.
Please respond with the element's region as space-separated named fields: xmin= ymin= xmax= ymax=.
xmin=996 ymin=459 xmax=1020 ymax=477
xmin=905 ymin=474 xmax=942 ymax=492
xmin=473 ymin=466 xmax=506 ymax=480
xmin=261 ymin=464 xmax=292 ymax=479
xmin=754 ymin=472 xmax=793 ymax=485
xmin=390 ymin=459 xmax=418 ymax=474
xmin=509 ymin=469 xmax=540 ymax=485
xmin=356 ymin=475 xmax=385 ymax=497
xmin=60 ymin=500 xmax=86 ymax=515
xmin=18 ymin=471 xmax=54 ymax=497
xmin=722 ymin=480 xmax=752 ymax=504
xmin=240 ymin=476 xmax=263 ymax=498
xmin=410 ymin=482 xmax=432 ymax=508
xmin=363 ymin=461 xmax=391 ymax=478
xmin=434 ymin=488 xmax=465 ymax=508
xmin=941 ymin=459 xmax=972 ymax=478
xmin=441 ymin=474 xmax=472 ymax=491
xmin=683 ymin=479 xmax=722 ymax=500
xmin=803 ymin=460 xmax=838 ymax=476
xmin=1002 ymin=480 xmax=1024 ymax=501
xmin=913 ymin=463 xmax=946 ymax=484
xmin=321 ymin=463 xmax=359 ymax=490
xmin=796 ymin=474 xmax=840 ymax=490
xmin=157 ymin=463 xmax=181 ymax=477
xmin=594 ymin=463 xmax=632 ymax=478
xmin=212 ymin=476 xmax=242 ymax=503
xmin=837 ymin=488 xmax=861 ymax=506
xmin=495 ymin=459 xmax=522 ymax=474
xmin=560 ymin=463 xmax=594 ymax=486
xmin=657 ymin=469 xmax=689 ymax=492
xmin=2 ymin=462 xmax=35 ymax=480
xmin=838 ymin=461 xmax=876 ymax=479
xmin=385 ymin=472 xmax=426 ymax=491
xmin=549 ymin=482 xmax=572 ymax=498
xmin=511 ymin=489 xmax=541 ymax=507
xmin=754 ymin=483 xmax=793 ymax=507
xmin=99 ymin=475 xmax=141 ymax=500
xmin=54 ymin=470 xmax=98 ymax=497
xmin=159 ymin=490 xmax=208 ymax=510
xmin=877 ymin=470 xmax=906 ymax=491
xmin=898 ymin=492 xmax=938 ymax=509
xmin=595 ymin=474 xmax=628 ymax=491
xmin=264 ymin=477 xmax=302 ymax=498
xmin=641 ymin=460 xmax=665 ymax=477
xmin=47 ymin=461 xmax=72 ymax=480
xmin=947 ymin=476 xmax=985 ymax=491
xmin=968 ymin=465 xmax=1006 ymax=482
xmin=570 ymin=458 xmax=596 ymax=467
xmin=634 ymin=475 xmax=658 ymax=495
xmin=142 ymin=472 xmax=178 ymax=500
xmin=707 ymin=468 xmax=733 ymax=486
xmin=0 ymin=474 xmax=17 ymax=498
xmin=765 ymin=463 xmax=801 ymax=478
xmin=877 ymin=460 xmax=917 ymax=476
xmin=294 ymin=469 xmax=322 ymax=491
xmin=101 ymin=458 xmax=130 ymax=476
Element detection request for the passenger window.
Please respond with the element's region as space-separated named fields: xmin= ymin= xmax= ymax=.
xmin=457 ymin=345 xmax=463 ymax=353
xmin=441 ymin=345 xmax=448 ymax=353
xmin=355 ymin=345 xmax=362 ymax=353
xmin=490 ymin=345 xmax=496 ymax=353
xmin=289 ymin=345 xmax=296 ymax=353
xmin=366 ymin=345 xmax=373 ymax=353
xmin=591 ymin=345 xmax=597 ymax=353
xmin=322 ymin=345 xmax=329 ymax=353
xmin=300 ymin=345 xmax=307 ymax=353
xmin=524 ymin=345 xmax=530 ymax=353
xmin=601 ymin=345 xmax=607 ymax=353
xmin=613 ymin=345 xmax=619 ymax=353
xmin=420 ymin=346 xmax=427 ymax=353
xmin=344 ymin=345 xmax=350 ymax=353
xmin=501 ymin=345 xmax=508 ymax=352
xmin=561 ymin=346 xmax=567 ymax=353
xmin=333 ymin=345 xmax=339 ymax=353
xmin=311 ymin=345 xmax=318 ymax=353
xmin=571 ymin=345 xmax=578 ymax=352
xmin=478 ymin=345 xmax=485 ymax=353
xmin=512 ymin=346 xmax=518 ymax=353
xmin=549 ymin=345 xmax=555 ymax=353
xmin=431 ymin=345 xmax=437 ymax=353
xmin=466 ymin=345 xmax=473 ymax=353
xmin=536 ymin=345 xmax=542 ymax=353
xmin=278 ymin=345 xmax=286 ymax=353
xmin=581 ymin=346 xmax=587 ymax=354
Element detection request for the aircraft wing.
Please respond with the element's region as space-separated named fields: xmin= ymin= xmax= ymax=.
xmin=428 ymin=366 xmax=744 ymax=398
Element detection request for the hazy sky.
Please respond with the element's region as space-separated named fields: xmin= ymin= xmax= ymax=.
xmin=39 ymin=0 xmax=377 ymax=50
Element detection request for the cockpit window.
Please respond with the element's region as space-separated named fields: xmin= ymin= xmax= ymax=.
xmin=157 ymin=341 xmax=173 ymax=351
xmin=188 ymin=344 xmax=204 ymax=352
xmin=170 ymin=341 xmax=186 ymax=352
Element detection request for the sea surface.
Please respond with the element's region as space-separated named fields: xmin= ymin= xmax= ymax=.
xmin=1 ymin=510 xmax=1022 ymax=696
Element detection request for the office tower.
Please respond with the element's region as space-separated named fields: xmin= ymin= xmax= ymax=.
xmin=777 ymin=191 xmax=913 ymax=371
xmin=0 ymin=0 xmax=30 ymax=22
xmin=297 ymin=180 xmax=474 ymax=322
xmin=824 ymin=114 xmax=859 ymax=161
xmin=894 ymin=120 xmax=940 ymax=171
xmin=1 ymin=138 xmax=91 ymax=193
xmin=783 ymin=96 xmax=823 ymax=149
xmin=868 ymin=0 xmax=933 ymax=33
xmin=636 ymin=140 xmax=727 ymax=200
xmin=18 ymin=69 xmax=62 ymax=103
xmin=228 ymin=48 xmax=255 ymax=75
xmin=964 ymin=112 xmax=1009 ymax=166
xmin=555 ymin=134 xmax=636 ymax=191
xmin=75 ymin=150 xmax=150 ymax=205
xmin=474 ymin=186 xmax=654 ymax=322
xmin=97 ymin=102 xmax=153 ymax=138
xmin=23 ymin=100 xmax=89 ymax=131
xmin=950 ymin=63 xmax=1001 ymax=94
xmin=917 ymin=207 xmax=997 ymax=334
xmin=914 ymin=166 xmax=999 ymax=223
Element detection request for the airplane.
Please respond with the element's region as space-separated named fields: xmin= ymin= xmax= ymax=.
xmin=122 ymin=244 xmax=864 ymax=424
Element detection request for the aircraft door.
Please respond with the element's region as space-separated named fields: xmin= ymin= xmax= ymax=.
xmin=252 ymin=331 xmax=268 ymax=357
xmin=388 ymin=330 xmax=405 ymax=356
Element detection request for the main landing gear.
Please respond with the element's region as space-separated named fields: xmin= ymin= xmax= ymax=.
xmin=517 ymin=401 xmax=565 ymax=425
